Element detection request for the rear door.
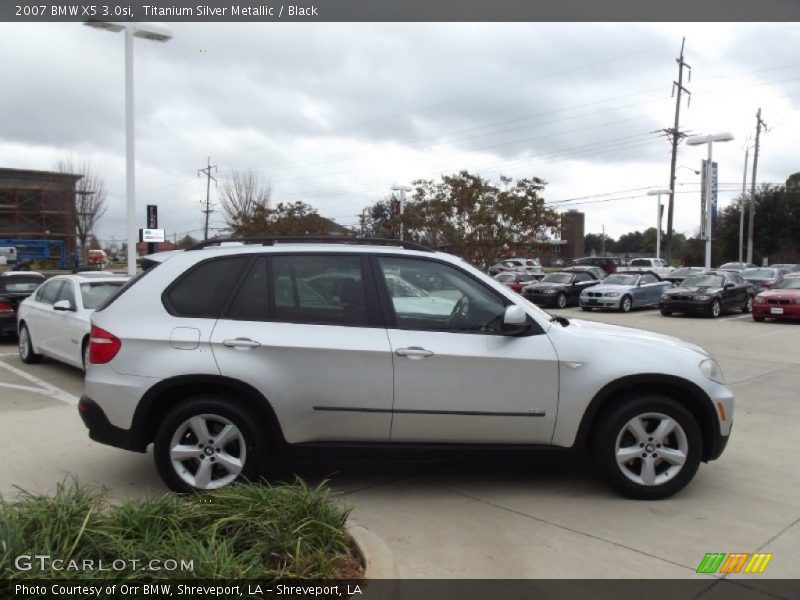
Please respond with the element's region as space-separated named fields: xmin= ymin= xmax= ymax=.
xmin=209 ymin=254 xmax=394 ymax=444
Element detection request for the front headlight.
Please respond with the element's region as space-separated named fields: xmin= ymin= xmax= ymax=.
xmin=694 ymin=295 xmax=711 ymax=301
xmin=661 ymin=294 xmax=670 ymax=300
xmin=544 ymin=289 xmax=557 ymax=294
xmin=699 ymin=359 xmax=725 ymax=384
xmin=755 ymin=296 xmax=766 ymax=304
xmin=604 ymin=292 xmax=621 ymax=297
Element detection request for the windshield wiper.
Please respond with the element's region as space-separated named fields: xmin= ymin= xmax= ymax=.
xmin=550 ymin=315 xmax=570 ymax=327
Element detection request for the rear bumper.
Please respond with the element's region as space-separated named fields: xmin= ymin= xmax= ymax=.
xmin=78 ymin=395 xmax=146 ymax=452
xmin=0 ymin=314 xmax=17 ymax=335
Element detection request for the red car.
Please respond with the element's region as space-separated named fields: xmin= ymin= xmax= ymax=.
xmin=752 ymin=274 xmax=800 ymax=322
xmin=494 ymin=272 xmax=534 ymax=293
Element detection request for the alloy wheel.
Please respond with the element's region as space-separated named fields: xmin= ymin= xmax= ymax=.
xmin=614 ymin=412 xmax=689 ymax=487
xmin=169 ymin=414 xmax=247 ymax=490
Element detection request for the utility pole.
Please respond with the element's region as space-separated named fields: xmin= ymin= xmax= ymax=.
xmin=601 ymin=224 xmax=605 ymax=257
xmin=746 ymin=108 xmax=766 ymax=264
xmin=738 ymin=146 xmax=749 ymax=263
xmin=662 ymin=38 xmax=691 ymax=264
xmin=197 ymin=157 xmax=217 ymax=241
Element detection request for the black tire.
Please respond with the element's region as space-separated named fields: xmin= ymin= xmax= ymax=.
xmin=709 ymin=299 xmax=721 ymax=319
xmin=660 ymin=309 xmax=672 ymax=316
xmin=556 ymin=293 xmax=567 ymax=309
xmin=18 ymin=323 xmax=43 ymax=364
xmin=592 ymin=394 xmax=702 ymax=500
xmin=618 ymin=295 xmax=632 ymax=313
xmin=742 ymin=295 xmax=753 ymax=313
xmin=154 ymin=396 xmax=266 ymax=493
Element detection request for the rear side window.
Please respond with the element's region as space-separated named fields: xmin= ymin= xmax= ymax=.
xmin=165 ymin=257 xmax=250 ymax=318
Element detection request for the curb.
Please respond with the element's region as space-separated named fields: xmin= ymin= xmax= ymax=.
xmin=347 ymin=525 xmax=397 ymax=579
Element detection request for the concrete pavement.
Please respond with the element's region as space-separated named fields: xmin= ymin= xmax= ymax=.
xmin=1 ymin=309 xmax=798 ymax=580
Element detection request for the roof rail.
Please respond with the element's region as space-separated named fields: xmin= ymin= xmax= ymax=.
xmin=186 ymin=236 xmax=434 ymax=253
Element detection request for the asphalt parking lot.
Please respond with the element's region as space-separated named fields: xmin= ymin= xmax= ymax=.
xmin=1 ymin=307 xmax=798 ymax=584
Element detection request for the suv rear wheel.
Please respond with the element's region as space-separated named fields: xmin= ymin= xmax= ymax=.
xmin=154 ymin=396 xmax=265 ymax=493
xmin=593 ymin=395 xmax=702 ymax=500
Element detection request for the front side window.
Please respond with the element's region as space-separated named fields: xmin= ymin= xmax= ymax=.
xmin=378 ymin=257 xmax=507 ymax=333
xmin=37 ymin=280 xmax=64 ymax=305
xmin=80 ymin=281 xmax=126 ymax=310
xmin=272 ymin=255 xmax=367 ymax=326
xmin=56 ymin=280 xmax=76 ymax=307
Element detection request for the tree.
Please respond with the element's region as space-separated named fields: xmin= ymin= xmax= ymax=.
xmin=55 ymin=156 xmax=108 ymax=262
xmin=361 ymin=171 xmax=558 ymax=266
xmin=584 ymin=232 xmax=615 ymax=255
xmin=268 ymin=201 xmax=330 ymax=236
xmin=175 ymin=234 xmax=199 ymax=249
xmin=219 ymin=171 xmax=273 ymax=236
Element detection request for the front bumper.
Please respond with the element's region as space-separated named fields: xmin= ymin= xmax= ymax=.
xmin=523 ymin=293 xmax=561 ymax=307
xmin=78 ymin=395 xmax=145 ymax=452
xmin=580 ymin=297 xmax=621 ymax=309
xmin=660 ymin=299 xmax=711 ymax=314
xmin=752 ymin=304 xmax=800 ymax=319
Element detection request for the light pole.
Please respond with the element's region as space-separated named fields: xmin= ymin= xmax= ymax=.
xmin=647 ymin=188 xmax=671 ymax=260
xmin=686 ymin=132 xmax=734 ymax=269
xmin=391 ymin=184 xmax=411 ymax=241
xmin=84 ymin=21 xmax=173 ymax=275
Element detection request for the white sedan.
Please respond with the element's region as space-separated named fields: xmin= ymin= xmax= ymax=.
xmin=17 ymin=272 xmax=129 ymax=370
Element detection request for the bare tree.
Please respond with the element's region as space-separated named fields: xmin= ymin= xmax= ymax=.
xmin=54 ymin=156 xmax=108 ymax=261
xmin=219 ymin=170 xmax=273 ymax=236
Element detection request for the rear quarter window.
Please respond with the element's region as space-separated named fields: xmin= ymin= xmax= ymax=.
xmin=164 ymin=256 xmax=250 ymax=318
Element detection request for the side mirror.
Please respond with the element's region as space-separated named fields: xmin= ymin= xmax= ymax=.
xmin=53 ymin=299 xmax=74 ymax=312
xmin=502 ymin=305 xmax=529 ymax=335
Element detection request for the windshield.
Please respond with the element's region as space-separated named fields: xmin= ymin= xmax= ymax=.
xmin=775 ymin=277 xmax=800 ymax=290
xmin=80 ymin=281 xmax=126 ymax=309
xmin=742 ymin=268 xmax=776 ymax=279
xmin=682 ymin=274 xmax=724 ymax=287
xmin=385 ymin=275 xmax=428 ymax=297
xmin=603 ymin=274 xmax=637 ymax=286
xmin=542 ymin=273 xmax=572 ymax=283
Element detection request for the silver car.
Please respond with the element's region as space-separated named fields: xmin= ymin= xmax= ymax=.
xmin=80 ymin=238 xmax=733 ymax=499
xmin=580 ymin=272 xmax=672 ymax=313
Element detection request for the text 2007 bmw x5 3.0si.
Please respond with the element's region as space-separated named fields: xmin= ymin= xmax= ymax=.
xmin=78 ymin=237 xmax=733 ymax=499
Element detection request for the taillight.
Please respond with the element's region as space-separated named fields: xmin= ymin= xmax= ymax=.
xmin=0 ymin=302 xmax=13 ymax=313
xmin=762 ymin=281 xmax=773 ymax=288
xmin=89 ymin=325 xmax=121 ymax=364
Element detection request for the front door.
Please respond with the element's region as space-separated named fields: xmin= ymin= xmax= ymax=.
xmin=373 ymin=256 xmax=560 ymax=445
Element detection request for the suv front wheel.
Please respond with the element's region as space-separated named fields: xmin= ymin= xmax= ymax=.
xmin=593 ymin=395 xmax=702 ymax=500
xmin=154 ymin=396 xmax=265 ymax=493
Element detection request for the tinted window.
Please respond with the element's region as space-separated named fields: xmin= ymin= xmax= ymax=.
xmin=640 ymin=274 xmax=657 ymax=284
xmin=227 ymin=257 xmax=269 ymax=321
xmin=0 ymin=278 xmax=41 ymax=293
xmin=574 ymin=273 xmax=593 ymax=283
xmin=272 ymin=255 xmax=367 ymax=326
xmin=378 ymin=257 xmax=507 ymax=333
xmin=165 ymin=257 xmax=250 ymax=318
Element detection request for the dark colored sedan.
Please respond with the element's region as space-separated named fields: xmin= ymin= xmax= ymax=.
xmin=752 ymin=274 xmax=800 ymax=322
xmin=663 ymin=266 xmax=706 ymax=286
xmin=660 ymin=271 xmax=753 ymax=318
xmin=741 ymin=267 xmax=790 ymax=294
xmin=0 ymin=272 xmax=45 ymax=336
xmin=521 ymin=270 xmax=600 ymax=308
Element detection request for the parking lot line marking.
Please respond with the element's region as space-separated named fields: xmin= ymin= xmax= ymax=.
xmin=0 ymin=360 xmax=79 ymax=405
xmin=0 ymin=381 xmax=68 ymax=396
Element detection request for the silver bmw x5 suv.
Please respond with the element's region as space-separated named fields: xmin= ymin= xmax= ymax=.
xmin=79 ymin=237 xmax=733 ymax=499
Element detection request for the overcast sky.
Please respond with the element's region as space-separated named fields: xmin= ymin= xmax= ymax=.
xmin=1 ymin=22 xmax=798 ymax=249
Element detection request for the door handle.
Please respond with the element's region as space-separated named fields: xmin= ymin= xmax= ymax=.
xmin=395 ymin=346 xmax=434 ymax=358
xmin=222 ymin=338 xmax=261 ymax=349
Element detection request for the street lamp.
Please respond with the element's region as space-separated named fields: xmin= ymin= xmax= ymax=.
xmin=685 ymin=132 xmax=734 ymax=269
xmin=647 ymin=188 xmax=672 ymax=260
xmin=84 ymin=21 xmax=173 ymax=275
